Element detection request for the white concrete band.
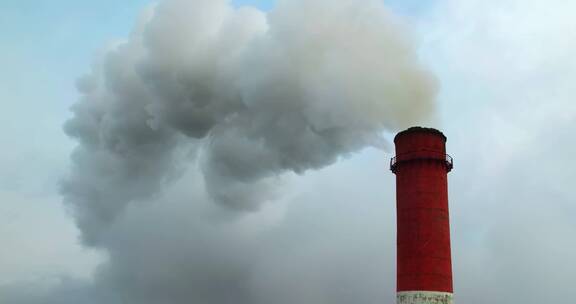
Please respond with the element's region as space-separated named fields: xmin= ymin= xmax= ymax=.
xmin=397 ymin=291 xmax=453 ymax=304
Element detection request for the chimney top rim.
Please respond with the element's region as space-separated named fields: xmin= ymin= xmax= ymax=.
xmin=394 ymin=126 xmax=447 ymax=142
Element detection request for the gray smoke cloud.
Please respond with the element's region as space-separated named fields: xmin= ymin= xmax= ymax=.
xmin=4 ymin=0 xmax=576 ymax=303
xmin=32 ymin=0 xmax=435 ymax=302
xmin=62 ymin=0 xmax=436 ymax=246
xmin=1 ymin=160 xmax=397 ymax=304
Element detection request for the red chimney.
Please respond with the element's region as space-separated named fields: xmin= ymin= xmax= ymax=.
xmin=390 ymin=127 xmax=454 ymax=304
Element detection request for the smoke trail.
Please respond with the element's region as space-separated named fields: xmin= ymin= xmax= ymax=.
xmin=63 ymin=0 xmax=436 ymax=245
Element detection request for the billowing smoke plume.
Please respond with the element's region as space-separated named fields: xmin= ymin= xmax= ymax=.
xmin=8 ymin=0 xmax=437 ymax=303
xmin=62 ymin=0 xmax=435 ymax=246
xmin=8 ymin=1 xmax=576 ymax=304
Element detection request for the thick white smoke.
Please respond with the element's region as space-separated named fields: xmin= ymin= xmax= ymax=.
xmin=7 ymin=1 xmax=576 ymax=304
xmin=62 ymin=0 xmax=435 ymax=246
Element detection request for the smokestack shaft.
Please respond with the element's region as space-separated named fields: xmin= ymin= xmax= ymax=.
xmin=391 ymin=127 xmax=454 ymax=304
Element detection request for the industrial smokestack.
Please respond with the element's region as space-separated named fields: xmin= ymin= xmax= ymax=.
xmin=390 ymin=127 xmax=454 ymax=304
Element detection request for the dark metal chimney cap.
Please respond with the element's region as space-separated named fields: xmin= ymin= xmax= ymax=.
xmin=394 ymin=126 xmax=447 ymax=143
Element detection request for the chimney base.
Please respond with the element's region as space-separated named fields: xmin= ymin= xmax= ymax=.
xmin=397 ymin=291 xmax=453 ymax=304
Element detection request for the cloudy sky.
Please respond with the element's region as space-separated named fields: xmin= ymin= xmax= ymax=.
xmin=1 ymin=0 xmax=575 ymax=303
